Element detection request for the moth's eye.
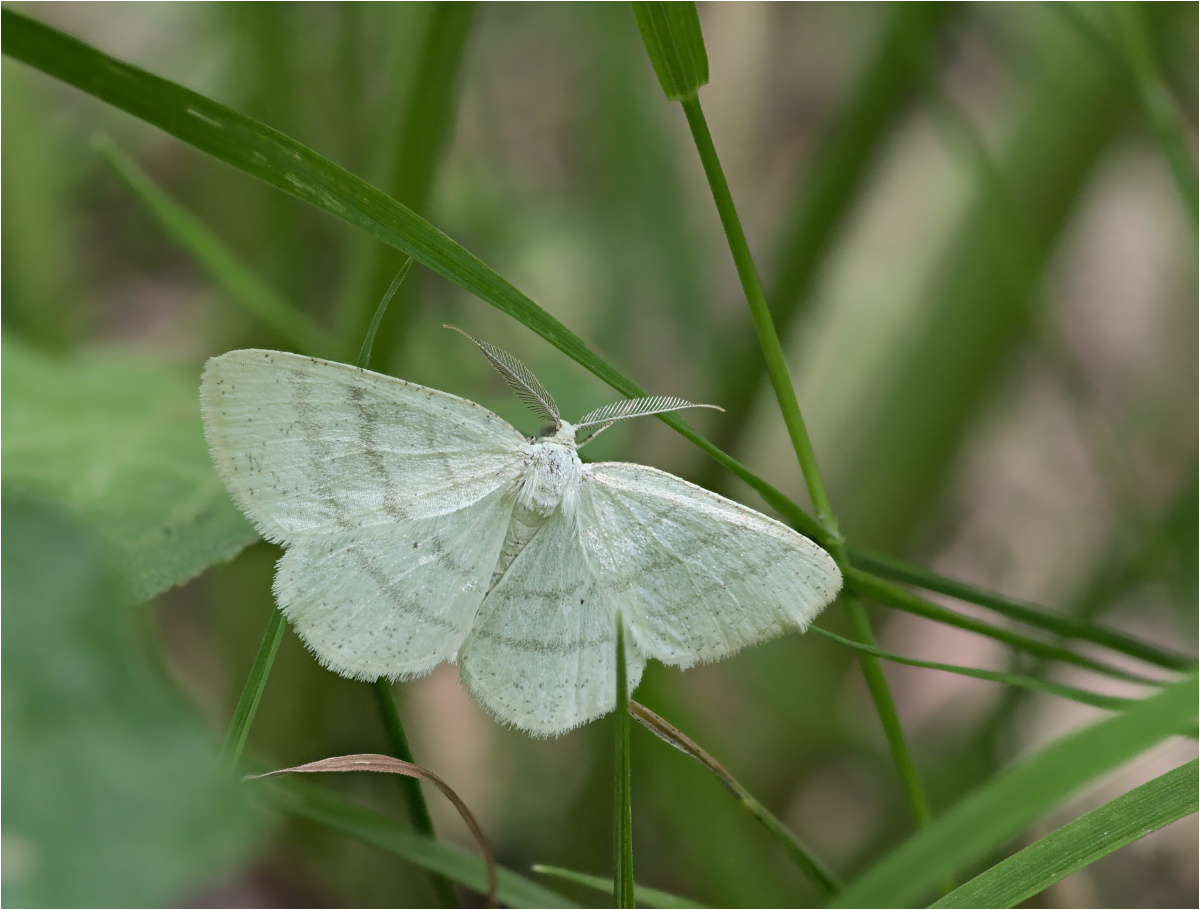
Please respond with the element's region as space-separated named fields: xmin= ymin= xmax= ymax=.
xmin=538 ymin=424 xmax=558 ymax=437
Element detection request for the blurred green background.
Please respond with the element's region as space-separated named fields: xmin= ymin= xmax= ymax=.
xmin=2 ymin=3 xmax=1196 ymax=907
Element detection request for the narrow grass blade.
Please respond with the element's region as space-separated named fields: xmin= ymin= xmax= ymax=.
xmin=847 ymin=568 xmax=1168 ymax=685
xmin=629 ymin=701 xmax=841 ymax=895
xmin=631 ymin=2 xmax=709 ymax=101
xmin=373 ymin=680 xmax=458 ymax=908
xmin=0 ymin=9 xmax=829 ymax=552
xmin=829 ymin=673 xmax=1198 ymax=908
xmin=931 ymin=758 xmax=1195 ymax=907
xmin=930 ymin=759 xmax=1199 ymax=908
xmin=341 ymin=2 xmax=477 ymax=367
xmin=847 ymin=544 xmax=1195 ymax=672
xmin=614 ymin=624 xmax=635 ymax=908
xmin=532 ymin=865 xmax=708 ymax=909
xmin=91 ymin=135 xmax=333 ymax=358
xmin=260 ymin=777 xmax=576 ymax=908
xmin=250 ymin=752 xmax=495 ymax=907
xmin=809 ymin=626 xmax=1132 ymax=712
xmin=222 ymin=609 xmax=285 ymax=769
xmin=844 ymin=596 xmax=935 ymax=832
xmin=701 ymin=4 xmax=956 ymax=487
xmin=357 ymin=259 xmax=413 ymax=370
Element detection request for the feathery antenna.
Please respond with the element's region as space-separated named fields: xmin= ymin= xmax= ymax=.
xmin=575 ymin=396 xmax=723 ymax=446
xmin=445 ymin=326 xmax=560 ymax=424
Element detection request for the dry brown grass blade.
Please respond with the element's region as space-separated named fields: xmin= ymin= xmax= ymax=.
xmin=247 ymin=753 xmax=498 ymax=907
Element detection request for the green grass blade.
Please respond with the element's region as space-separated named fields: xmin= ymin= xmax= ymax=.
xmin=357 ymin=259 xmax=413 ymax=369
xmin=629 ymin=701 xmax=841 ymax=895
xmin=848 ymin=544 xmax=1195 ymax=672
xmin=630 ymin=2 xmax=709 ymax=101
xmin=829 ymin=673 xmax=1198 ymax=908
xmin=90 ymin=135 xmax=334 ymax=358
xmin=532 ymin=865 xmax=708 ymax=909
xmin=931 ymin=759 xmax=1199 ymax=908
xmin=341 ymin=2 xmax=477 ymax=368
xmin=0 ymin=9 xmax=829 ymax=551
xmin=259 ymin=778 xmax=576 ymax=909
xmin=847 ymin=568 xmax=1168 ymax=685
xmin=702 ymin=3 xmax=957 ymax=485
xmin=221 ymin=609 xmax=285 ymax=769
xmin=844 ymin=596 xmax=935 ymax=832
xmin=372 ymin=680 xmax=458 ymax=908
xmin=614 ymin=625 xmax=635 ymax=908
xmin=809 ymin=626 xmax=1132 ymax=712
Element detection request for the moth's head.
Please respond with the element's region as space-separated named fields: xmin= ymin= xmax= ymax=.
xmin=538 ymin=420 xmax=577 ymax=447
xmin=445 ymin=325 xmax=723 ymax=450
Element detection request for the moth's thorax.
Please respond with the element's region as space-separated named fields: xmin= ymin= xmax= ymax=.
xmin=518 ymin=431 xmax=582 ymax=518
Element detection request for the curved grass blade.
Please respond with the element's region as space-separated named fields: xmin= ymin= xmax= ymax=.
xmin=829 ymin=673 xmax=1198 ymax=908
xmin=532 ymin=865 xmax=708 ymax=910
xmin=358 ymin=259 xmax=413 ymax=369
xmin=249 ymin=753 xmax=496 ymax=907
xmin=846 ymin=568 xmax=1167 ymax=686
xmin=931 ymin=758 xmax=1198 ymax=908
xmin=847 ymin=544 xmax=1195 ymax=672
xmin=260 ymin=777 xmax=575 ymax=909
xmin=628 ymin=701 xmax=841 ymax=896
xmin=0 ymin=9 xmax=832 ymax=548
xmin=808 ymin=626 xmax=1132 ymax=712
xmin=0 ymin=9 xmax=831 ymax=550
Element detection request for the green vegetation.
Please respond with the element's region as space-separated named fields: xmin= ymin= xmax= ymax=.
xmin=3 ymin=4 xmax=1195 ymax=907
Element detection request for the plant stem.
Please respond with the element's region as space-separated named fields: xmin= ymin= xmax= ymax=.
xmin=679 ymin=91 xmax=935 ymax=832
xmin=222 ymin=608 xmax=286 ymax=769
xmin=679 ymin=94 xmax=836 ymax=535
xmin=629 ymin=701 xmax=842 ymax=896
xmin=614 ymin=623 xmax=635 ymax=908
xmin=373 ymin=679 xmax=459 ymax=908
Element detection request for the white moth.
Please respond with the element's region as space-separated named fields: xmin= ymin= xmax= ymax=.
xmin=200 ymin=332 xmax=842 ymax=736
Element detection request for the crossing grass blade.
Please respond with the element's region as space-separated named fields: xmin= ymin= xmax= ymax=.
xmin=931 ymin=759 xmax=1199 ymax=908
xmin=0 ymin=7 xmax=826 ymax=550
xmin=829 ymin=673 xmax=1198 ymax=908
xmin=848 ymin=544 xmax=1195 ymax=672
xmin=809 ymin=626 xmax=1133 ymax=712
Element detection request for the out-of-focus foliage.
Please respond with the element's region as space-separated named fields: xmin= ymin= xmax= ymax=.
xmin=2 ymin=337 xmax=257 ymax=603
xmin=1 ymin=3 xmax=1195 ymax=907
xmin=1 ymin=494 xmax=260 ymax=906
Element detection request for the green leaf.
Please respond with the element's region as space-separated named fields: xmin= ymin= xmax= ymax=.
xmin=630 ymin=2 xmax=709 ymax=101
xmin=532 ymin=864 xmax=708 ymax=909
xmin=1 ymin=494 xmax=260 ymax=906
xmin=0 ymin=8 xmax=826 ymax=550
xmin=259 ymin=777 xmax=576 ymax=909
xmin=829 ymin=673 xmax=1198 ymax=908
xmin=809 ymin=626 xmax=1132 ymax=712
xmin=1 ymin=337 xmax=257 ymax=603
xmin=931 ymin=759 xmax=1199 ymax=908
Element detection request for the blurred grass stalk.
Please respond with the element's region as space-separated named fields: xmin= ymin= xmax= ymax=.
xmin=337 ymin=2 xmax=476 ymax=370
xmin=701 ymin=2 xmax=957 ymax=490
